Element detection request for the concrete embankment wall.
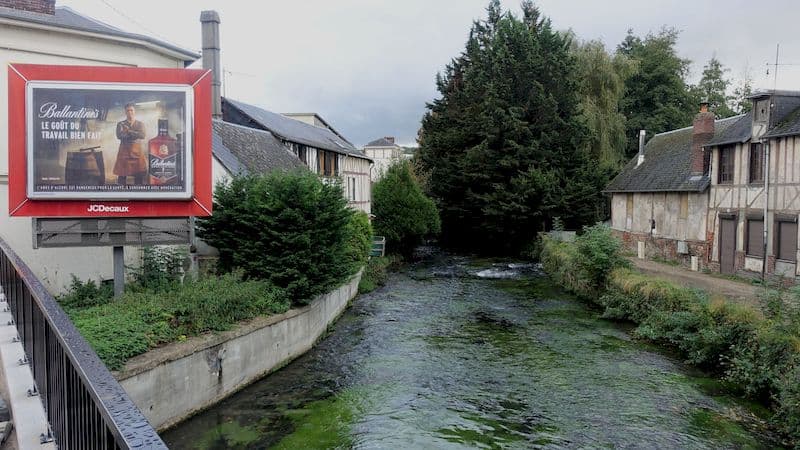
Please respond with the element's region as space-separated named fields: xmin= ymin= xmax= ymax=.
xmin=116 ymin=271 xmax=362 ymax=430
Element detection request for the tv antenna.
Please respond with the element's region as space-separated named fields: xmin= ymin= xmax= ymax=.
xmin=766 ymin=44 xmax=800 ymax=90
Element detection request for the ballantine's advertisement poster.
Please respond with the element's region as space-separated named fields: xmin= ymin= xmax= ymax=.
xmin=27 ymin=82 xmax=194 ymax=200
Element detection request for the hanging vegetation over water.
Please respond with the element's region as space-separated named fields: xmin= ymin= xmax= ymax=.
xmin=540 ymin=227 xmax=800 ymax=445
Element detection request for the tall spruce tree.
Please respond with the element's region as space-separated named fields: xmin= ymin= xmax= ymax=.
xmin=692 ymin=56 xmax=736 ymax=118
xmin=417 ymin=1 xmax=602 ymax=253
xmin=617 ymin=28 xmax=694 ymax=157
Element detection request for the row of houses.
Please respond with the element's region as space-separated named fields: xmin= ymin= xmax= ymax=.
xmin=607 ymin=91 xmax=800 ymax=280
xmin=0 ymin=0 xmax=397 ymax=293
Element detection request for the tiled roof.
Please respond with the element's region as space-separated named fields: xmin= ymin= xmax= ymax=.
xmin=0 ymin=6 xmax=199 ymax=62
xmin=365 ymin=137 xmax=399 ymax=147
xmin=705 ymin=112 xmax=752 ymax=146
xmin=222 ymin=98 xmax=370 ymax=160
xmin=605 ymin=115 xmax=742 ymax=193
xmin=763 ymin=106 xmax=800 ymax=139
xmin=212 ymin=120 xmax=305 ymax=174
xmin=211 ymin=128 xmax=246 ymax=175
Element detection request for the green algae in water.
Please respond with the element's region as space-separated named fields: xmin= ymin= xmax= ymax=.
xmin=689 ymin=408 xmax=768 ymax=449
xmin=192 ymin=421 xmax=261 ymax=450
xmin=272 ymin=387 xmax=379 ymax=450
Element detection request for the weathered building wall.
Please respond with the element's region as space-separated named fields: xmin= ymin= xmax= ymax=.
xmin=610 ymin=191 xmax=708 ymax=268
xmin=708 ymin=137 xmax=800 ymax=277
xmin=340 ymin=154 xmax=371 ymax=215
xmin=118 ymin=270 xmax=362 ymax=431
xmin=0 ymin=21 xmax=188 ymax=294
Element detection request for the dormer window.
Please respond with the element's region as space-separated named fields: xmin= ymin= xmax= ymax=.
xmin=755 ymin=99 xmax=770 ymax=122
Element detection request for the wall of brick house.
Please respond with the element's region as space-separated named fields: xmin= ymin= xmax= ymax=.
xmin=612 ymin=230 xmax=710 ymax=270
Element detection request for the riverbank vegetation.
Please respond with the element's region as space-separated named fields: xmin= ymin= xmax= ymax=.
xmin=540 ymin=225 xmax=800 ymax=444
xmin=198 ymin=170 xmax=369 ymax=304
xmin=372 ymin=160 xmax=439 ymax=257
xmin=62 ymin=171 xmax=373 ymax=370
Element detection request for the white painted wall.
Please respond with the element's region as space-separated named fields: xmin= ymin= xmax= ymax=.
xmin=364 ymin=145 xmax=402 ymax=181
xmin=609 ymin=191 xmax=706 ymax=242
xmin=0 ymin=19 xmax=190 ymax=293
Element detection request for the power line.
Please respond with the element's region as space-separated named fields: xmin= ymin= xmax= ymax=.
xmin=96 ymin=0 xmax=173 ymax=44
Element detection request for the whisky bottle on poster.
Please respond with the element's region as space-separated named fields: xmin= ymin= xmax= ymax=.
xmin=148 ymin=118 xmax=178 ymax=185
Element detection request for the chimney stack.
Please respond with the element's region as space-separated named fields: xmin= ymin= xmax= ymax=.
xmin=691 ymin=101 xmax=715 ymax=174
xmin=0 ymin=0 xmax=55 ymax=14
xmin=200 ymin=10 xmax=222 ymax=120
xmin=636 ymin=130 xmax=646 ymax=167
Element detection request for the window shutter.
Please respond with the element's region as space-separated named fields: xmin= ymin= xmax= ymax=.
xmin=747 ymin=219 xmax=764 ymax=257
xmin=778 ymin=221 xmax=798 ymax=262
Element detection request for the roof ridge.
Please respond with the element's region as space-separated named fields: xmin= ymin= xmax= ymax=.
xmin=652 ymin=113 xmax=748 ymax=138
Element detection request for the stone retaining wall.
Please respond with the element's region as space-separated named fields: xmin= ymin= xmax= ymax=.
xmin=116 ymin=271 xmax=362 ymax=430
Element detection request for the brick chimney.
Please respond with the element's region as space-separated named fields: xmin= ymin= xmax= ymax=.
xmin=0 ymin=0 xmax=55 ymax=14
xmin=691 ymin=101 xmax=715 ymax=174
xmin=384 ymin=136 xmax=395 ymax=144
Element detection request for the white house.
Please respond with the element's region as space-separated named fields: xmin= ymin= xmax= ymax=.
xmin=0 ymin=0 xmax=199 ymax=293
xmin=363 ymin=136 xmax=403 ymax=181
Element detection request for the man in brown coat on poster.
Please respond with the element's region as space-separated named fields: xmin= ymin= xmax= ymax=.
xmin=114 ymin=103 xmax=147 ymax=185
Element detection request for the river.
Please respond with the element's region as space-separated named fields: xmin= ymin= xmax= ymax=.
xmin=162 ymin=255 xmax=781 ymax=449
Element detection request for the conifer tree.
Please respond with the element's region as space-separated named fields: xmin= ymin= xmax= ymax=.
xmin=692 ymin=56 xmax=736 ymax=118
xmin=417 ymin=1 xmax=602 ymax=253
xmin=617 ymin=28 xmax=694 ymax=157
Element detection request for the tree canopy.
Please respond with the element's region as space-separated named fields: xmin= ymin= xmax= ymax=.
xmin=691 ymin=56 xmax=737 ymax=118
xmin=617 ymin=28 xmax=694 ymax=157
xmin=417 ymin=1 xmax=609 ymax=253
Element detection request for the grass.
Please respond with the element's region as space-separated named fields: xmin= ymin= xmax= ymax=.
xmin=63 ymin=272 xmax=290 ymax=370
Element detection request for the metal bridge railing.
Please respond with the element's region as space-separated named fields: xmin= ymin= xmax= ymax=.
xmin=0 ymin=236 xmax=166 ymax=449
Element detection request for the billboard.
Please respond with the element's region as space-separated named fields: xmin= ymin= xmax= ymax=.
xmin=8 ymin=64 xmax=212 ymax=217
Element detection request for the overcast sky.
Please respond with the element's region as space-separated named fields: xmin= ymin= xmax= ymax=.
xmin=58 ymin=0 xmax=800 ymax=147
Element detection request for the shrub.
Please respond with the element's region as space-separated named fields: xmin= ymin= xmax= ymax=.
xmin=129 ymin=246 xmax=186 ymax=291
xmin=58 ymin=276 xmax=113 ymax=310
xmin=372 ymin=161 xmax=440 ymax=256
xmin=344 ymin=211 xmax=373 ymax=272
xmin=68 ymin=272 xmax=288 ymax=370
xmin=539 ymin=225 xmax=627 ymax=298
xmin=574 ymin=224 xmax=628 ymax=292
xmin=358 ymin=255 xmax=401 ymax=294
xmin=197 ymin=171 xmax=356 ymax=305
xmin=775 ymin=363 xmax=800 ymax=439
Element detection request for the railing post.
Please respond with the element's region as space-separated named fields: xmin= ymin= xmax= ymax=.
xmin=0 ymin=236 xmax=167 ymax=449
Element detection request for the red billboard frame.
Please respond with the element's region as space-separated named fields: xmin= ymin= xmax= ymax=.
xmin=8 ymin=64 xmax=213 ymax=217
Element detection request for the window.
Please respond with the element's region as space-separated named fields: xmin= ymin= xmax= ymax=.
xmin=749 ymin=143 xmax=764 ymax=184
xmin=679 ymin=194 xmax=688 ymax=219
xmin=776 ymin=218 xmax=798 ymax=262
xmin=351 ymin=177 xmax=356 ymax=201
xmin=317 ymin=150 xmax=339 ymax=177
xmin=746 ymin=218 xmax=764 ymax=257
xmin=718 ymin=145 xmax=734 ymax=184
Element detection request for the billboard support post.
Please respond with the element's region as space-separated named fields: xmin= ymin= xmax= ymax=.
xmin=113 ymin=245 xmax=124 ymax=296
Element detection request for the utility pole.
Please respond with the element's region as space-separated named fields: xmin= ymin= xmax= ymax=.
xmin=761 ymin=44 xmax=779 ymax=283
